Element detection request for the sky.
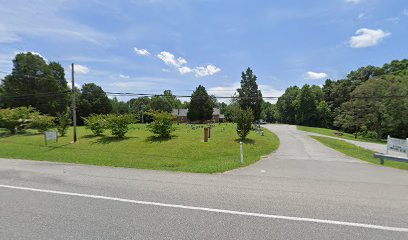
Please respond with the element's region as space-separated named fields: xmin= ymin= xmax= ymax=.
xmin=0 ymin=0 xmax=407 ymax=102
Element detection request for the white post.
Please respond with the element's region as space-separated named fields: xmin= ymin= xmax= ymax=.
xmin=386 ymin=135 xmax=390 ymax=154
xmin=406 ymin=138 xmax=408 ymax=157
xmin=240 ymin=142 xmax=244 ymax=164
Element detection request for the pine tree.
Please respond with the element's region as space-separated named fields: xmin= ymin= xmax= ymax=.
xmin=187 ymin=85 xmax=213 ymax=123
xmin=237 ymin=67 xmax=263 ymax=120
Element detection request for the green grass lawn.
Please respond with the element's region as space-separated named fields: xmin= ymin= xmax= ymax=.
xmin=0 ymin=124 xmax=279 ymax=173
xmin=311 ymin=136 xmax=408 ymax=171
xmin=297 ymin=125 xmax=386 ymax=144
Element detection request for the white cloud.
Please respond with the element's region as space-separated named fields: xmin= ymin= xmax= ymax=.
xmin=357 ymin=13 xmax=366 ymax=20
xmin=72 ymin=64 xmax=90 ymax=74
xmin=403 ymin=9 xmax=408 ymax=16
xmin=305 ymin=71 xmax=328 ymax=80
xmin=157 ymin=51 xmax=187 ymax=68
xmin=194 ymin=65 xmax=221 ymax=77
xmin=119 ymin=74 xmax=130 ymax=79
xmin=162 ymin=68 xmax=171 ymax=72
xmin=178 ymin=66 xmax=193 ymax=74
xmin=349 ymin=28 xmax=390 ymax=48
xmin=345 ymin=0 xmax=364 ymax=4
xmin=156 ymin=51 xmax=221 ymax=77
xmin=133 ymin=47 xmax=150 ymax=56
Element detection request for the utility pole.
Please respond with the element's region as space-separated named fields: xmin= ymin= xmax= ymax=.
xmin=71 ymin=63 xmax=77 ymax=143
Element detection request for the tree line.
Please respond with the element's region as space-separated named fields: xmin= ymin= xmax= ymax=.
xmin=275 ymin=59 xmax=408 ymax=139
xmin=0 ymin=53 xmax=267 ymax=129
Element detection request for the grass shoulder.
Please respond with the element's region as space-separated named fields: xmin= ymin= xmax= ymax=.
xmin=297 ymin=125 xmax=386 ymax=144
xmin=0 ymin=124 xmax=279 ymax=173
xmin=310 ymin=135 xmax=408 ymax=171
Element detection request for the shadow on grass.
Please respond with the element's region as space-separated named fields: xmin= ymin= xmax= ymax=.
xmin=0 ymin=131 xmax=41 ymax=138
xmin=94 ymin=136 xmax=138 ymax=144
xmin=145 ymin=135 xmax=177 ymax=143
xmin=234 ymin=138 xmax=255 ymax=144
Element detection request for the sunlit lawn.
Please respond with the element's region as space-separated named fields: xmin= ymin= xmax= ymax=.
xmin=0 ymin=124 xmax=279 ymax=173
xmin=311 ymin=136 xmax=407 ymax=171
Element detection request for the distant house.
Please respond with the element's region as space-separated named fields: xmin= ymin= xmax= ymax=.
xmin=171 ymin=108 xmax=225 ymax=123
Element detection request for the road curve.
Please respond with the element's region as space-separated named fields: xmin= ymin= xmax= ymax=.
xmin=0 ymin=124 xmax=407 ymax=239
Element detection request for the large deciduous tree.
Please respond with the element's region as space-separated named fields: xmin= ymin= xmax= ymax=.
xmin=237 ymin=67 xmax=263 ymax=120
xmin=0 ymin=52 xmax=69 ymax=115
xmin=187 ymin=85 xmax=213 ymax=123
xmin=77 ymin=83 xmax=112 ymax=122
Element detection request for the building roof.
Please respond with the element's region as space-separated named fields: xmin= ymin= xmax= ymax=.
xmin=172 ymin=108 xmax=221 ymax=117
xmin=171 ymin=109 xmax=188 ymax=117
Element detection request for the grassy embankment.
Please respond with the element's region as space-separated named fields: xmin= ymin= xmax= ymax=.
xmin=297 ymin=125 xmax=386 ymax=144
xmin=311 ymin=135 xmax=408 ymax=171
xmin=0 ymin=124 xmax=279 ymax=173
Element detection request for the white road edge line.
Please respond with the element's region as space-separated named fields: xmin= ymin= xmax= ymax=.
xmin=1 ymin=184 xmax=407 ymax=233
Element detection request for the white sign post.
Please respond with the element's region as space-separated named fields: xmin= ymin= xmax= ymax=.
xmin=44 ymin=131 xmax=58 ymax=145
xmin=240 ymin=141 xmax=244 ymax=164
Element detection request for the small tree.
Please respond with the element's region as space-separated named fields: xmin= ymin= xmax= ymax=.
xmin=147 ymin=111 xmax=176 ymax=139
xmin=235 ymin=108 xmax=254 ymax=140
xmin=30 ymin=113 xmax=55 ymax=133
xmin=56 ymin=112 xmax=72 ymax=136
xmin=106 ymin=114 xmax=134 ymax=138
xmin=0 ymin=107 xmax=34 ymax=134
xmin=83 ymin=114 xmax=107 ymax=136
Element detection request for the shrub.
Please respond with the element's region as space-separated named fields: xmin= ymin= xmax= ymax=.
xmin=83 ymin=114 xmax=107 ymax=136
xmin=147 ymin=111 xmax=176 ymax=139
xmin=56 ymin=112 xmax=72 ymax=137
xmin=30 ymin=113 xmax=55 ymax=133
xmin=0 ymin=107 xmax=34 ymax=134
xmin=235 ymin=108 xmax=254 ymax=140
xmin=106 ymin=114 xmax=135 ymax=138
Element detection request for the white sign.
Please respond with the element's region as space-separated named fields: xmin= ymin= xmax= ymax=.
xmin=386 ymin=135 xmax=408 ymax=156
xmin=44 ymin=131 xmax=58 ymax=144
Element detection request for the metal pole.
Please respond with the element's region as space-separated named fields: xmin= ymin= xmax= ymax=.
xmin=71 ymin=63 xmax=77 ymax=143
xmin=240 ymin=141 xmax=244 ymax=164
xmin=386 ymin=135 xmax=390 ymax=154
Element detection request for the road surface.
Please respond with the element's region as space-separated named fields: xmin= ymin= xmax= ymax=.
xmin=1 ymin=124 xmax=407 ymax=239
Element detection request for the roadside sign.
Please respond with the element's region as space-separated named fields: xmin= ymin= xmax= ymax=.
xmin=44 ymin=131 xmax=58 ymax=145
xmin=386 ymin=135 xmax=408 ymax=156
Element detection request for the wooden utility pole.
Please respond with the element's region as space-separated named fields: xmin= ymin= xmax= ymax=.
xmin=71 ymin=63 xmax=77 ymax=143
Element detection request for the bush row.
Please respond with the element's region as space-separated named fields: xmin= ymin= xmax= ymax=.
xmin=0 ymin=107 xmax=71 ymax=136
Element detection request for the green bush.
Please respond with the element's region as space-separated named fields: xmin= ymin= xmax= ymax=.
xmin=0 ymin=107 xmax=35 ymax=134
xmin=106 ymin=114 xmax=135 ymax=138
xmin=147 ymin=111 xmax=176 ymax=139
xmin=30 ymin=113 xmax=55 ymax=133
xmin=235 ymin=108 xmax=254 ymax=140
xmin=56 ymin=112 xmax=72 ymax=137
xmin=83 ymin=114 xmax=107 ymax=136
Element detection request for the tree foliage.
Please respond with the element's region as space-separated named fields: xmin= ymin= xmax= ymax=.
xmin=147 ymin=111 xmax=176 ymax=139
xmin=77 ymin=83 xmax=112 ymax=123
xmin=275 ymin=59 xmax=408 ymax=138
xmin=106 ymin=114 xmax=135 ymax=138
xmin=83 ymin=114 xmax=107 ymax=136
xmin=235 ymin=108 xmax=254 ymax=140
xmin=0 ymin=52 xmax=69 ymax=115
xmin=237 ymin=67 xmax=263 ymax=120
xmin=187 ymin=85 xmax=213 ymax=123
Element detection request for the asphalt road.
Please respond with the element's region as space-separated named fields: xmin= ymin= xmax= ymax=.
xmin=1 ymin=124 xmax=407 ymax=239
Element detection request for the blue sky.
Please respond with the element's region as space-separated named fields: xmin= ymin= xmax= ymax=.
xmin=0 ymin=0 xmax=407 ymax=102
